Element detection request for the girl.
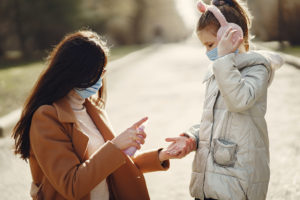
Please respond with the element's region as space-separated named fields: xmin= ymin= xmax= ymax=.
xmin=166 ymin=0 xmax=284 ymax=200
xmin=12 ymin=30 xmax=191 ymax=200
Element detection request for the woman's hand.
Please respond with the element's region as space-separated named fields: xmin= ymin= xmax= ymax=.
xmin=111 ymin=117 xmax=148 ymax=151
xmin=217 ymin=27 xmax=243 ymax=57
xmin=159 ymin=134 xmax=196 ymax=161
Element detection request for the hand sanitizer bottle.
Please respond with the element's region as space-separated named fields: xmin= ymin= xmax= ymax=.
xmin=123 ymin=123 xmax=147 ymax=156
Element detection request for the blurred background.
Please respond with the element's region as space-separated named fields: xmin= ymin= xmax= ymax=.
xmin=0 ymin=0 xmax=299 ymax=199
xmin=1 ymin=0 xmax=299 ymax=62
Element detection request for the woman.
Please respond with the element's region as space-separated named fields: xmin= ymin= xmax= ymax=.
xmin=12 ymin=30 xmax=195 ymax=200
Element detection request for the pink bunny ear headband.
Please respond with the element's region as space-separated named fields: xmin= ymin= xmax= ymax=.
xmin=197 ymin=0 xmax=243 ymax=42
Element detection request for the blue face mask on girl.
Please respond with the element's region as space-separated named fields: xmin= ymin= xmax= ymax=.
xmin=206 ymin=47 xmax=219 ymax=61
xmin=206 ymin=47 xmax=239 ymax=61
xmin=75 ymin=77 xmax=103 ymax=99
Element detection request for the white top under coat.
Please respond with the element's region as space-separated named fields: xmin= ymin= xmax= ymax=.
xmin=67 ymin=90 xmax=109 ymax=200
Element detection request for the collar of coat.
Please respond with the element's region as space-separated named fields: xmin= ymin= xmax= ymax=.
xmin=52 ymin=96 xmax=115 ymax=160
xmin=53 ymin=96 xmax=115 ymax=140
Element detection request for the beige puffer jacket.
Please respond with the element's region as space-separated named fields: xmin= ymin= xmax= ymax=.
xmin=187 ymin=51 xmax=284 ymax=200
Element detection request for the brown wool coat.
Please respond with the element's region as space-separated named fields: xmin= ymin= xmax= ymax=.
xmin=29 ymin=97 xmax=169 ymax=200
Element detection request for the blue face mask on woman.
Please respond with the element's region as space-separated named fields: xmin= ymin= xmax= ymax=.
xmin=206 ymin=47 xmax=239 ymax=61
xmin=75 ymin=77 xmax=103 ymax=99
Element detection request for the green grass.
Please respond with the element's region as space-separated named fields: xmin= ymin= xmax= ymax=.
xmin=281 ymin=46 xmax=300 ymax=57
xmin=0 ymin=45 xmax=147 ymax=117
xmin=0 ymin=62 xmax=44 ymax=117
xmin=254 ymin=41 xmax=300 ymax=58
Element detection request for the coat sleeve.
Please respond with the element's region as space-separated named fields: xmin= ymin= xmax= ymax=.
xmin=30 ymin=105 xmax=126 ymax=200
xmin=98 ymin=109 xmax=169 ymax=173
xmin=132 ymin=149 xmax=170 ymax=173
xmin=212 ymin=54 xmax=269 ymax=113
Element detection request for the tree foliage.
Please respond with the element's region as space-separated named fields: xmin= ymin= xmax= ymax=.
xmin=0 ymin=0 xmax=81 ymax=59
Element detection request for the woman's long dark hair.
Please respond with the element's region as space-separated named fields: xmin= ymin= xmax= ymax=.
xmin=12 ymin=30 xmax=109 ymax=160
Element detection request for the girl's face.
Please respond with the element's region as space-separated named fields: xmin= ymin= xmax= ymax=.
xmin=197 ymin=25 xmax=218 ymax=52
xmin=197 ymin=25 xmax=247 ymax=54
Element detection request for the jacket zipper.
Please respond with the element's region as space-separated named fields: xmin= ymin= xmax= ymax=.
xmin=209 ymin=90 xmax=220 ymax=146
xmin=202 ymin=89 xmax=220 ymax=197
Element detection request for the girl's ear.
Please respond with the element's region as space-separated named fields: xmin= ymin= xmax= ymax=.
xmin=197 ymin=1 xmax=207 ymax=13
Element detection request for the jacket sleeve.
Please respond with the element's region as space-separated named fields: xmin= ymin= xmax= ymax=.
xmin=30 ymin=106 xmax=126 ymax=200
xmin=184 ymin=124 xmax=200 ymax=150
xmin=212 ymin=54 xmax=269 ymax=113
xmin=132 ymin=149 xmax=170 ymax=173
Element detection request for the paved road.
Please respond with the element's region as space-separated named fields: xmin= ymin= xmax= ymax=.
xmin=0 ymin=40 xmax=299 ymax=199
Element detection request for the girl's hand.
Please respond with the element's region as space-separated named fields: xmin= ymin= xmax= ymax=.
xmin=217 ymin=27 xmax=244 ymax=57
xmin=159 ymin=148 xmax=176 ymax=161
xmin=111 ymin=117 xmax=148 ymax=151
xmin=159 ymin=134 xmax=196 ymax=161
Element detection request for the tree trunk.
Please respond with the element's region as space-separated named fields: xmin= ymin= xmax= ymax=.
xmin=13 ymin=0 xmax=29 ymax=58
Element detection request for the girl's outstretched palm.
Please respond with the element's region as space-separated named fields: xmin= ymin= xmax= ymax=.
xmin=161 ymin=135 xmax=196 ymax=159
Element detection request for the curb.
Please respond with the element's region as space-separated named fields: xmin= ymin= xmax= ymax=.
xmin=0 ymin=109 xmax=22 ymax=137
xmin=254 ymin=43 xmax=300 ymax=69
xmin=0 ymin=45 xmax=160 ymax=138
xmin=279 ymin=53 xmax=300 ymax=69
xmin=107 ymin=44 xmax=161 ymax=73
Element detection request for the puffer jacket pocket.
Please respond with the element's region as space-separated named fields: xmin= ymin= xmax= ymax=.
xmin=213 ymin=138 xmax=237 ymax=167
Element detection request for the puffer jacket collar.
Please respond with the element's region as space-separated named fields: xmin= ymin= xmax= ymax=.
xmin=203 ymin=50 xmax=284 ymax=85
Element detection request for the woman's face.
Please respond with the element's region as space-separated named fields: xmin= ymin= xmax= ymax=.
xmin=197 ymin=25 xmax=218 ymax=52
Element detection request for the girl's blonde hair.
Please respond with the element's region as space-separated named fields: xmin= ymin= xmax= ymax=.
xmin=197 ymin=0 xmax=252 ymax=51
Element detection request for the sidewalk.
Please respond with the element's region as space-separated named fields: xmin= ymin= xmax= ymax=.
xmin=0 ymin=41 xmax=299 ymax=199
